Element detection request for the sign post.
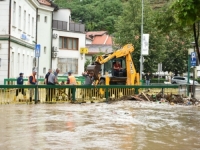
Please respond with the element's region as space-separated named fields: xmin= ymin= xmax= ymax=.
xmin=191 ymin=52 xmax=196 ymax=98
xmin=191 ymin=52 xmax=196 ymax=66
xmin=35 ymin=44 xmax=40 ymax=103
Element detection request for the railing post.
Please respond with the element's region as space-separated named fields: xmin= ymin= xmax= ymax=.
xmin=135 ymin=88 xmax=139 ymax=94
xmin=72 ymin=86 xmax=76 ymax=102
xmin=105 ymin=86 xmax=109 ymax=103
xmin=34 ymin=85 xmax=38 ymax=104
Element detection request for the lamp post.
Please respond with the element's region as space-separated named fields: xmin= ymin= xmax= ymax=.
xmin=140 ymin=0 xmax=144 ymax=82
xmin=187 ymin=48 xmax=193 ymax=96
xmin=191 ymin=42 xmax=196 ymax=98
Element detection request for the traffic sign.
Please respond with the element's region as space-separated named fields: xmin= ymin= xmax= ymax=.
xmin=191 ymin=52 xmax=196 ymax=66
xmin=35 ymin=44 xmax=40 ymax=57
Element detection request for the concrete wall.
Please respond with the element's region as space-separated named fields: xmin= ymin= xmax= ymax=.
xmin=0 ymin=0 xmax=9 ymax=35
xmin=53 ymin=9 xmax=71 ymax=30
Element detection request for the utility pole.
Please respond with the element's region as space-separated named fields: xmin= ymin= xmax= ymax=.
xmin=140 ymin=0 xmax=144 ymax=81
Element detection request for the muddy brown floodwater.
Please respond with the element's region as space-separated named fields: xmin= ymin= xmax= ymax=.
xmin=0 ymin=101 xmax=200 ymax=150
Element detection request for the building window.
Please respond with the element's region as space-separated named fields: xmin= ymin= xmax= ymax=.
xmin=28 ymin=14 xmax=30 ymax=34
xmin=13 ymin=1 xmax=16 ymax=26
xmin=44 ymin=46 xmax=46 ymax=54
xmin=44 ymin=16 xmax=47 ymax=22
xmin=58 ymin=58 xmax=78 ymax=74
xmin=37 ymin=15 xmax=40 ymax=22
xmin=59 ymin=37 xmax=78 ymax=50
xmin=32 ymin=17 xmax=34 ymax=37
xmin=23 ymin=10 xmax=26 ymax=32
xmin=43 ymin=67 xmax=46 ymax=74
xmin=18 ymin=6 xmax=21 ymax=29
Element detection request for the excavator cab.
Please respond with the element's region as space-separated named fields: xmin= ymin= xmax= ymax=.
xmin=87 ymin=58 xmax=128 ymax=85
xmin=100 ymin=58 xmax=126 ymax=77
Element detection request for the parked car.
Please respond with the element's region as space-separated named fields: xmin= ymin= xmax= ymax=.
xmin=171 ymin=76 xmax=199 ymax=85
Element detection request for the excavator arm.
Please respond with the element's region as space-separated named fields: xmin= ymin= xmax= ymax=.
xmin=87 ymin=44 xmax=139 ymax=85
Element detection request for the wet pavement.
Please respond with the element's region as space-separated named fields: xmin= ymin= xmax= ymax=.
xmin=0 ymin=101 xmax=200 ymax=150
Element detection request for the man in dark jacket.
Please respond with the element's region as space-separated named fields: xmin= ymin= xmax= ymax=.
xmin=15 ymin=73 xmax=25 ymax=101
xmin=44 ymin=68 xmax=52 ymax=84
xmin=82 ymin=71 xmax=94 ymax=99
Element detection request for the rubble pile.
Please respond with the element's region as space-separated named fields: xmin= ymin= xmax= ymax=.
xmin=129 ymin=92 xmax=200 ymax=106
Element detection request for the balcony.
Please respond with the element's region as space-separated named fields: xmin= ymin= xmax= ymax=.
xmin=52 ymin=20 xmax=85 ymax=33
xmin=53 ymin=20 xmax=67 ymax=31
xmin=69 ymin=22 xmax=85 ymax=33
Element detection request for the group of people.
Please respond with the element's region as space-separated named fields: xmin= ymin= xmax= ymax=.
xmin=15 ymin=69 xmax=38 ymax=102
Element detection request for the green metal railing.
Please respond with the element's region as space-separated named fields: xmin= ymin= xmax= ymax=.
xmin=0 ymin=84 xmax=179 ymax=104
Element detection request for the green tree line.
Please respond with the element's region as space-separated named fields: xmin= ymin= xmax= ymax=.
xmin=54 ymin=0 xmax=198 ymax=76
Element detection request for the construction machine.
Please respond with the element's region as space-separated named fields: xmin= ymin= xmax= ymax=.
xmin=86 ymin=44 xmax=140 ymax=85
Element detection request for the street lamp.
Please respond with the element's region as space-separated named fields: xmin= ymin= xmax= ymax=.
xmin=191 ymin=41 xmax=196 ymax=98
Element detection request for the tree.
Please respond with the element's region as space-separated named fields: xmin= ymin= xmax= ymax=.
xmin=114 ymin=0 xmax=166 ymax=73
xmin=54 ymin=0 xmax=123 ymax=34
xmin=170 ymin=0 xmax=200 ymax=62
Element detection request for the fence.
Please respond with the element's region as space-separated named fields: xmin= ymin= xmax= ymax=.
xmin=0 ymin=84 xmax=180 ymax=104
xmin=4 ymin=77 xmax=85 ymax=85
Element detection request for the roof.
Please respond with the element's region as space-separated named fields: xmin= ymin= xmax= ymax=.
xmin=86 ymin=31 xmax=113 ymax=45
xmin=92 ymin=35 xmax=112 ymax=45
xmin=86 ymin=31 xmax=107 ymax=40
xmin=38 ymin=0 xmax=51 ymax=6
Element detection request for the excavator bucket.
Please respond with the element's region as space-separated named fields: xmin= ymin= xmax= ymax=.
xmin=86 ymin=63 xmax=101 ymax=80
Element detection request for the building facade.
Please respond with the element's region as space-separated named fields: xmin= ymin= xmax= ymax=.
xmin=37 ymin=0 xmax=54 ymax=78
xmin=0 ymin=0 xmax=56 ymax=84
xmin=52 ymin=9 xmax=86 ymax=75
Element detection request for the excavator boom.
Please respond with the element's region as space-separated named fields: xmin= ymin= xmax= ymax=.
xmin=86 ymin=44 xmax=139 ymax=85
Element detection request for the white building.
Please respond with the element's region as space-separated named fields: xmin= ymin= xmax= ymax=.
xmin=52 ymin=9 xmax=86 ymax=76
xmin=0 ymin=1 xmax=86 ymax=84
xmin=36 ymin=0 xmax=54 ymax=78
xmin=0 ymin=0 xmax=55 ymax=84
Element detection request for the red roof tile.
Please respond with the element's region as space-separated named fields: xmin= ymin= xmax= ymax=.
xmin=92 ymin=35 xmax=113 ymax=45
xmin=38 ymin=0 xmax=51 ymax=6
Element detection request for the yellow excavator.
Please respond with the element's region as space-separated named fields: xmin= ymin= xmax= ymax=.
xmin=87 ymin=44 xmax=140 ymax=85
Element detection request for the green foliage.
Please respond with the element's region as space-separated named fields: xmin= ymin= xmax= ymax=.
xmin=114 ymin=0 xmax=166 ymax=72
xmin=170 ymin=0 xmax=200 ymax=26
xmin=54 ymin=0 xmax=123 ymax=34
xmin=161 ymin=32 xmax=189 ymax=74
xmin=84 ymin=59 xmax=91 ymax=71
xmin=54 ymin=0 xmax=196 ymax=75
xmin=156 ymin=0 xmax=200 ymax=62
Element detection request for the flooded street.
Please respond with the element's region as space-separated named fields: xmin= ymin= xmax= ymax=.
xmin=0 ymin=101 xmax=200 ymax=150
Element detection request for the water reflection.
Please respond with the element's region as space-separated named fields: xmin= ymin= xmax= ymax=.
xmin=0 ymin=102 xmax=200 ymax=150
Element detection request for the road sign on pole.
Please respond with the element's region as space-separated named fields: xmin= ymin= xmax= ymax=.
xmin=191 ymin=52 xmax=196 ymax=66
xmin=35 ymin=44 xmax=40 ymax=57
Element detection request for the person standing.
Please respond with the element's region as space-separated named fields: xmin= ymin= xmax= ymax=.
xmin=28 ymin=69 xmax=37 ymax=102
xmin=82 ymin=71 xmax=94 ymax=99
xmin=44 ymin=68 xmax=52 ymax=101
xmin=44 ymin=68 xmax=52 ymax=84
xmin=66 ymin=71 xmax=77 ymax=101
xmin=15 ymin=73 xmax=25 ymax=101
xmin=145 ymin=72 xmax=151 ymax=85
xmin=47 ymin=68 xmax=60 ymax=101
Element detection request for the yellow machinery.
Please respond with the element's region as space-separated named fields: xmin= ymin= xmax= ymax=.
xmin=87 ymin=44 xmax=140 ymax=85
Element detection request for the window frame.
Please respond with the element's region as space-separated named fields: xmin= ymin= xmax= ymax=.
xmin=59 ymin=36 xmax=79 ymax=50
